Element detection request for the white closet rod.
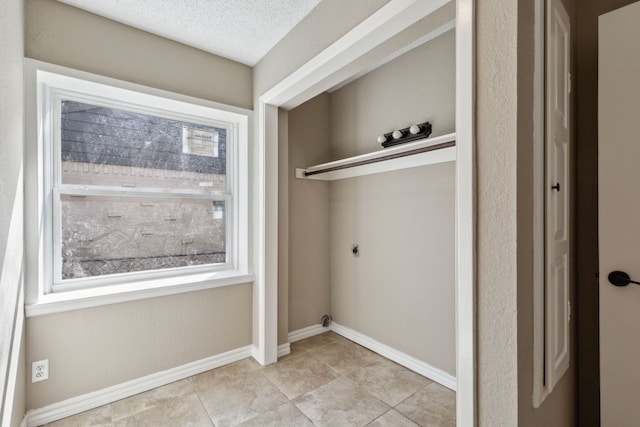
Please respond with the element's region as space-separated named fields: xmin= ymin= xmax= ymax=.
xmin=296 ymin=132 xmax=456 ymax=180
xmin=304 ymin=140 xmax=455 ymax=177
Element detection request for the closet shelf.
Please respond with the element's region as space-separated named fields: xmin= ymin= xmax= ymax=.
xmin=295 ymin=132 xmax=456 ymax=181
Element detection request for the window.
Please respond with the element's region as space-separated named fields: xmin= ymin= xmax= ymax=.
xmin=26 ymin=62 xmax=250 ymax=311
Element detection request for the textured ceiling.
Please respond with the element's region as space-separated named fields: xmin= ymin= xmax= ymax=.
xmin=56 ymin=0 xmax=322 ymax=66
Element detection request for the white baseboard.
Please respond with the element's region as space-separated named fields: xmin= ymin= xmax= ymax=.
xmin=24 ymin=345 xmax=253 ymax=427
xmin=277 ymin=343 xmax=291 ymax=358
xmin=250 ymin=343 xmax=290 ymax=362
xmin=330 ymin=322 xmax=457 ymax=391
xmin=24 ymin=324 xmax=455 ymax=426
xmin=287 ymin=324 xmax=330 ymax=343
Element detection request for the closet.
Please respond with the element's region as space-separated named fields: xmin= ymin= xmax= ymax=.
xmin=285 ymin=28 xmax=456 ymax=387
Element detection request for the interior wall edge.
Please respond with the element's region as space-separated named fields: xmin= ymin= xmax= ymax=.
xmin=0 ymin=0 xmax=26 ymax=423
xmin=476 ymin=0 xmax=519 ymax=423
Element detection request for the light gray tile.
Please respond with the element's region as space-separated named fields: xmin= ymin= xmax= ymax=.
xmin=396 ymin=410 xmax=455 ymax=427
xmin=237 ymin=402 xmax=314 ymax=427
xmin=347 ymin=358 xmax=432 ymax=406
xmin=111 ymin=378 xmax=194 ymax=421
xmin=191 ymin=357 xmax=262 ymax=391
xmin=294 ymin=377 xmax=390 ymax=427
xmin=290 ymin=331 xmax=345 ymax=353
xmin=197 ymin=369 xmax=288 ymax=427
xmin=113 ymin=392 xmax=212 ymax=427
xmin=367 ymin=409 xmax=420 ymax=427
xmin=44 ymin=405 xmax=112 ymax=427
xmin=263 ymin=352 xmax=341 ymax=399
xmin=313 ymin=338 xmax=383 ymax=375
xmin=395 ymin=382 xmax=456 ymax=427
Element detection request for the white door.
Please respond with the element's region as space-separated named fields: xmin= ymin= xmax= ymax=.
xmin=599 ymin=2 xmax=640 ymax=425
xmin=545 ymin=0 xmax=571 ymax=393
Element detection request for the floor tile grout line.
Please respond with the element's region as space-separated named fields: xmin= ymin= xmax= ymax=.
xmin=189 ymin=375 xmax=219 ymax=427
xmin=288 ymin=333 xmax=420 ymax=412
xmin=390 ymin=381 xmax=456 ymax=427
xmin=279 ymin=336 xmax=389 ymax=426
xmin=109 ymin=380 xmax=215 ymax=427
xmin=392 ymin=379 xmax=436 ymax=408
xmin=365 ymin=408 xmax=395 ymax=426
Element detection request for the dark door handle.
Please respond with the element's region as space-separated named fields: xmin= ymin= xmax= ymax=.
xmin=551 ymin=183 xmax=561 ymax=192
xmin=608 ymin=271 xmax=640 ymax=287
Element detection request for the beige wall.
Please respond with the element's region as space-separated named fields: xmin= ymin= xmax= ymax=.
xmin=287 ymin=94 xmax=333 ymax=332
xmin=476 ymin=0 xmax=519 ymax=423
xmin=25 ymin=0 xmax=252 ymax=110
xmin=329 ymin=30 xmax=455 ymax=158
xmin=330 ymin=164 xmax=455 ymax=371
xmin=0 ymin=0 xmax=26 ymax=424
xmin=255 ymin=1 xmax=454 ymax=111
xmin=26 ymin=284 xmax=253 ymax=408
xmin=253 ymin=0 xmax=391 ymax=99
xmin=24 ymin=0 xmax=255 ymax=409
xmin=329 ymin=32 xmax=455 ymax=373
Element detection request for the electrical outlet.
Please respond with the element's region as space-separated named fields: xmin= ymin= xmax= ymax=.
xmin=32 ymin=359 xmax=49 ymax=383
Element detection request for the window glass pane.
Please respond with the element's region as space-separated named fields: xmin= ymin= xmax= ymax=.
xmin=60 ymin=100 xmax=227 ymax=191
xmin=60 ymin=194 xmax=226 ymax=279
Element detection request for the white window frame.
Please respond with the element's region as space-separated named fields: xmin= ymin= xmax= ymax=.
xmin=24 ymin=60 xmax=253 ymax=316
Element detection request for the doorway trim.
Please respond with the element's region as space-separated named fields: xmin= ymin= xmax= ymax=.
xmin=532 ymin=0 xmax=547 ymax=407
xmin=254 ymin=0 xmax=476 ymax=425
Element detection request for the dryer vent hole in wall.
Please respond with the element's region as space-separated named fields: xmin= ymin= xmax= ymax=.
xmin=352 ymin=244 xmax=359 ymax=257
xmin=321 ymin=314 xmax=332 ymax=327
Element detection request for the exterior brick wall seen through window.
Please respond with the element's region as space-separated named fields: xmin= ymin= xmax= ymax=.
xmin=60 ymin=100 xmax=228 ymax=279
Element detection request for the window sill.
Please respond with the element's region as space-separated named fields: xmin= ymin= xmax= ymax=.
xmin=25 ymin=271 xmax=255 ymax=317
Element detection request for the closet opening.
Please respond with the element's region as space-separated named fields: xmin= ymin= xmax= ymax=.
xmin=290 ymin=27 xmax=456 ymax=390
xmin=255 ymin=0 xmax=475 ymax=425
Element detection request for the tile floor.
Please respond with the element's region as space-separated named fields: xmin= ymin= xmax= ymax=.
xmin=43 ymin=332 xmax=455 ymax=427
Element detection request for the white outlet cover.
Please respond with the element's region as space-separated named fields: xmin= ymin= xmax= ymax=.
xmin=32 ymin=359 xmax=49 ymax=383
